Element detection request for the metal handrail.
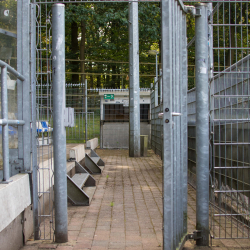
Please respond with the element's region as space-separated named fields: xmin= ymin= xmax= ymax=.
xmin=0 ymin=60 xmax=25 ymax=183
xmin=0 ymin=60 xmax=25 ymax=81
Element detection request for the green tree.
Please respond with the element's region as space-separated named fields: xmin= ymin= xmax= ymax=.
xmin=65 ymin=2 xmax=161 ymax=88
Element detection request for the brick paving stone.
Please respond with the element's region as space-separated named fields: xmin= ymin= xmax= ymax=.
xmin=56 ymin=247 xmax=73 ymax=250
xmin=92 ymin=240 xmax=109 ymax=247
xmin=68 ymin=231 xmax=79 ymax=237
xmin=108 ymin=241 xmax=125 ymax=249
xmin=72 ymin=241 xmax=92 ymax=249
xmin=220 ymin=239 xmax=242 ymax=248
xmin=38 ymin=244 xmax=57 ymax=249
xmin=20 ymin=247 xmax=39 ymax=250
xmin=125 ymin=247 xmax=143 ymax=250
xmin=90 ymin=247 xmax=108 ymax=250
xmin=67 ymin=236 xmax=78 ymax=242
xmin=235 ymin=238 xmax=250 ymax=247
xmin=67 ymin=225 xmax=82 ymax=231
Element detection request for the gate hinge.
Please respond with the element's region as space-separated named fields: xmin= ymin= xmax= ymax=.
xmin=187 ymin=230 xmax=202 ymax=240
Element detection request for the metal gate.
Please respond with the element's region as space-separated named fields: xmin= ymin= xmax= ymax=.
xmin=33 ymin=3 xmax=55 ymax=240
xmin=210 ymin=1 xmax=250 ymax=240
xmin=161 ymin=0 xmax=188 ymax=249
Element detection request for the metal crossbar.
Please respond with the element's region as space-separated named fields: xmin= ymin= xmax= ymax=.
xmin=0 ymin=60 xmax=25 ymax=183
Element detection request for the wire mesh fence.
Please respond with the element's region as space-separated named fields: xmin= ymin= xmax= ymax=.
xmin=150 ymin=83 xmax=163 ymax=159
xmin=209 ymin=1 xmax=250 ymax=240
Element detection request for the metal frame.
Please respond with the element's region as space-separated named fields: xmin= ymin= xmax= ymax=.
xmin=0 ymin=61 xmax=25 ymax=183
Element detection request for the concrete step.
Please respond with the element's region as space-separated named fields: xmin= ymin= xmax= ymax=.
xmin=82 ymin=186 xmax=96 ymax=203
xmin=67 ymin=161 xmax=96 ymax=206
xmin=71 ymin=173 xmax=89 ymax=189
xmin=91 ymin=156 xmax=100 ymax=164
xmin=85 ymin=149 xmax=105 ymax=175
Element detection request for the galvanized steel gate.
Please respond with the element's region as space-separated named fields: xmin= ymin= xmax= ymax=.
xmin=161 ymin=0 xmax=188 ymax=248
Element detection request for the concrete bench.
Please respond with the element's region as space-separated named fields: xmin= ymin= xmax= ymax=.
xmin=86 ymin=138 xmax=98 ymax=150
xmin=69 ymin=145 xmax=85 ymax=162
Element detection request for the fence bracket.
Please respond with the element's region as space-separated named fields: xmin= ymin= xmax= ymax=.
xmin=185 ymin=6 xmax=201 ymax=17
xmin=187 ymin=230 xmax=202 ymax=241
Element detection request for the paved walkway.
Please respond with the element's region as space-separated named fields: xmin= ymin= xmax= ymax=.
xmin=20 ymin=149 xmax=250 ymax=250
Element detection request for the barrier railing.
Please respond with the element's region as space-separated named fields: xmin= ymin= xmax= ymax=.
xmin=0 ymin=60 xmax=25 ymax=183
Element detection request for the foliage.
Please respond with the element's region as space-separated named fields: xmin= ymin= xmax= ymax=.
xmin=64 ymin=2 xmax=161 ymax=88
xmin=0 ymin=0 xmax=17 ymax=68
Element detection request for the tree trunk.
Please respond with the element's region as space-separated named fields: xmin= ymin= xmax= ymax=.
xmin=71 ymin=21 xmax=79 ymax=82
xmin=106 ymin=64 xmax=111 ymax=88
xmin=112 ymin=65 xmax=116 ymax=88
xmin=89 ymin=63 xmax=94 ymax=88
xmin=97 ymin=64 xmax=101 ymax=88
xmin=80 ymin=21 xmax=86 ymax=83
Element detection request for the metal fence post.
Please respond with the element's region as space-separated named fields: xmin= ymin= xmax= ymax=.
xmin=85 ymin=79 xmax=88 ymax=143
xmin=1 ymin=66 xmax=11 ymax=183
xmin=154 ymin=77 xmax=158 ymax=107
xmin=30 ymin=3 xmax=39 ymax=240
xmin=129 ymin=1 xmax=140 ymax=157
xmin=195 ymin=3 xmax=209 ymax=246
xmin=181 ymin=11 xmax=188 ymax=235
xmin=159 ymin=69 xmax=162 ymax=104
xmin=52 ymin=3 xmax=68 ymax=243
xmin=17 ymin=0 xmax=31 ymax=172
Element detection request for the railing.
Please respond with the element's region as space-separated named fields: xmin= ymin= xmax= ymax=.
xmin=66 ymin=111 xmax=97 ymax=143
xmin=0 ymin=60 xmax=25 ymax=183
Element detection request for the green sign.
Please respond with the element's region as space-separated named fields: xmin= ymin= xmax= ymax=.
xmin=104 ymin=94 xmax=114 ymax=100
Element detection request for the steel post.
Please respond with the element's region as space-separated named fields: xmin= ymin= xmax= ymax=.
xmin=181 ymin=11 xmax=188 ymax=235
xmin=85 ymin=79 xmax=88 ymax=143
xmin=162 ymin=0 xmax=173 ymax=249
xmin=154 ymin=77 xmax=158 ymax=107
xmin=52 ymin=4 xmax=68 ymax=243
xmin=1 ymin=66 xmax=10 ymax=183
xmin=195 ymin=3 xmax=209 ymax=246
xmin=159 ymin=69 xmax=162 ymax=103
xmin=155 ymin=53 xmax=158 ymax=107
xmin=17 ymin=0 xmax=31 ymax=172
xmin=30 ymin=3 xmax=39 ymax=240
xmin=129 ymin=1 xmax=140 ymax=157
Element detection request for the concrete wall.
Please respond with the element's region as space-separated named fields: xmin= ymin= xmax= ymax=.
xmin=0 ymin=174 xmax=32 ymax=250
xmin=101 ymin=122 xmax=151 ymax=149
xmin=0 ymin=207 xmax=32 ymax=250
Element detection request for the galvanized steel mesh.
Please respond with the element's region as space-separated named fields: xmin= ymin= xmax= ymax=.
xmin=150 ymin=90 xmax=163 ymax=159
xmin=209 ymin=1 xmax=250 ymax=240
xmin=35 ymin=3 xmax=54 ymax=239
